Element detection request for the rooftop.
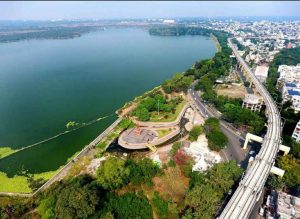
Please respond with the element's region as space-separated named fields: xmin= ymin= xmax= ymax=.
xmin=277 ymin=191 xmax=300 ymax=219
xmin=288 ymin=89 xmax=300 ymax=96
xmin=243 ymin=94 xmax=263 ymax=104
xmin=254 ymin=65 xmax=269 ymax=77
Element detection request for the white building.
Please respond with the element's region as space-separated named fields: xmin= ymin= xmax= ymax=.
xmin=163 ymin=19 xmax=175 ymax=24
xmin=184 ymin=135 xmax=221 ymax=172
xmin=242 ymin=94 xmax=264 ymax=112
xmin=254 ymin=65 xmax=269 ymax=83
xmin=292 ymin=120 xmax=300 ymax=142
xmin=281 ymin=83 xmax=300 ymax=112
xmin=278 ymin=64 xmax=300 ymax=85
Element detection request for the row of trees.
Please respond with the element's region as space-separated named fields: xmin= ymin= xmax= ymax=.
xmin=162 ymin=73 xmax=193 ymax=94
xmin=149 ymin=26 xmax=215 ymax=37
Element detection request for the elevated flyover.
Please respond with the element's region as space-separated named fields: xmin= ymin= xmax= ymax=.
xmin=219 ymin=38 xmax=282 ymax=219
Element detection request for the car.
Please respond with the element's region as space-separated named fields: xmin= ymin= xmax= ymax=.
xmin=249 ymin=150 xmax=255 ymax=155
xmin=228 ymin=189 xmax=233 ymax=195
xmin=259 ymin=207 xmax=265 ymax=216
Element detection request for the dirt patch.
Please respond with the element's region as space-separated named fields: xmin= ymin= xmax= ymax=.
xmin=152 ymin=167 xmax=189 ymax=203
xmin=215 ymin=84 xmax=246 ymax=99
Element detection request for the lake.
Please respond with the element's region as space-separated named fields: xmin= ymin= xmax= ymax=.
xmin=0 ymin=28 xmax=216 ymax=176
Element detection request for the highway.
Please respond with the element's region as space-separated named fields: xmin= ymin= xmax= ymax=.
xmin=218 ymin=38 xmax=281 ymax=219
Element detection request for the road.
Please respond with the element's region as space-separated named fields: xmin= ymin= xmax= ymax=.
xmin=219 ymin=38 xmax=281 ymax=219
xmin=189 ymin=87 xmax=246 ymax=164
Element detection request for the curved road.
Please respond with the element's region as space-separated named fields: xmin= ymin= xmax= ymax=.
xmin=189 ymin=87 xmax=246 ymax=164
xmin=219 ymin=38 xmax=281 ymax=219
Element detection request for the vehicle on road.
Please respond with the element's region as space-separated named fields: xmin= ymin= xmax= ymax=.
xmin=259 ymin=207 xmax=265 ymax=216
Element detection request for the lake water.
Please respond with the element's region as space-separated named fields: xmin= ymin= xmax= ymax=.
xmin=0 ymin=28 xmax=216 ymax=176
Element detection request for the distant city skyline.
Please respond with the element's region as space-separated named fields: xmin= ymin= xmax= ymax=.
xmin=0 ymin=1 xmax=300 ymax=20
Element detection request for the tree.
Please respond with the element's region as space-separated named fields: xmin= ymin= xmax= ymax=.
xmin=38 ymin=175 xmax=103 ymax=219
xmin=204 ymin=118 xmax=228 ymax=151
xmin=96 ymin=157 xmax=130 ymax=190
xmin=127 ymin=158 xmax=160 ymax=185
xmin=206 ymin=130 xmax=228 ymax=151
xmin=266 ymin=174 xmax=283 ymax=190
xmin=278 ymin=155 xmax=300 ymax=188
xmin=152 ymin=191 xmax=169 ymax=218
xmin=188 ymin=125 xmax=204 ymax=142
xmin=162 ymin=73 xmax=193 ymax=93
xmin=107 ymin=192 xmax=153 ymax=219
xmin=169 ymin=142 xmax=181 ymax=157
xmin=38 ymin=197 xmax=56 ymax=219
xmin=135 ymin=107 xmax=150 ymax=121
xmin=54 ymin=182 xmax=99 ymax=219
xmin=184 ymin=161 xmax=242 ymax=219
xmin=184 ymin=183 xmax=219 ymax=219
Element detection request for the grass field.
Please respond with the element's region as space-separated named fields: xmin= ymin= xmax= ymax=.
xmin=0 ymin=170 xmax=59 ymax=193
xmin=0 ymin=147 xmax=17 ymax=159
xmin=149 ymin=101 xmax=186 ymax=122
xmin=0 ymin=172 xmax=32 ymax=193
xmin=156 ymin=128 xmax=173 ymax=138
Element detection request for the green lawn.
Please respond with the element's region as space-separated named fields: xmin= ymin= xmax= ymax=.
xmin=0 ymin=172 xmax=32 ymax=193
xmin=0 ymin=170 xmax=58 ymax=193
xmin=149 ymin=101 xmax=186 ymax=122
xmin=156 ymin=129 xmax=173 ymax=138
xmin=0 ymin=147 xmax=17 ymax=159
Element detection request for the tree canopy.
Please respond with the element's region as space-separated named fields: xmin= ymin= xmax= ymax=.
xmin=96 ymin=157 xmax=130 ymax=190
xmin=204 ymin=118 xmax=228 ymax=151
xmin=183 ymin=161 xmax=242 ymax=219
xmin=38 ymin=175 xmax=103 ymax=219
xmin=188 ymin=125 xmax=204 ymax=142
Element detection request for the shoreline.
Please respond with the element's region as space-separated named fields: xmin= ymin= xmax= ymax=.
xmin=211 ymin=34 xmax=222 ymax=52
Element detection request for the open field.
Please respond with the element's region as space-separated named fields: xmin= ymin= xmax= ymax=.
xmin=215 ymin=84 xmax=246 ymax=99
xmin=153 ymin=167 xmax=189 ymax=203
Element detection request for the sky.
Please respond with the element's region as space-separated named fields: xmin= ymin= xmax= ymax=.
xmin=0 ymin=1 xmax=299 ymax=20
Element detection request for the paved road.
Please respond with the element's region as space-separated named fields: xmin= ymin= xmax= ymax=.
xmin=189 ymin=86 xmax=246 ymax=164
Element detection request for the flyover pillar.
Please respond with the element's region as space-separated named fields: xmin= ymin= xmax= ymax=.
xmin=243 ymin=133 xmax=263 ymax=149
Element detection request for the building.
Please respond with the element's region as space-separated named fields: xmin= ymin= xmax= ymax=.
xmin=242 ymin=94 xmax=264 ymax=112
xmin=281 ymin=83 xmax=300 ymax=112
xmin=277 ymin=64 xmax=300 ymax=86
xmin=163 ymin=19 xmax=175 ymax=24
xmin=277 ymin=191 xmax=300 ymax=219
xmin=292 ymin=120 xmax=300 ymax=142
xmin=254 ymin=65 xmax=269 ymax=83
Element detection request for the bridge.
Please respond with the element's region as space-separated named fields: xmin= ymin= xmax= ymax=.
xmin=219 ymin=38 xmax=283 ymax=218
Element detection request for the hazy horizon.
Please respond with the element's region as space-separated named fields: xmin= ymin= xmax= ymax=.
xmin=0 ymin=1 xmax=299 ymax=21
